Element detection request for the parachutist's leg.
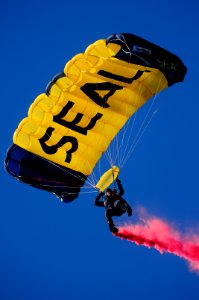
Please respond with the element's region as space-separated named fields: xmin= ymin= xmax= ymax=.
xmin=105 ymin=210 xmax=118 ymax=234
xmin=105 ymin=209 xmax=114 ymax=226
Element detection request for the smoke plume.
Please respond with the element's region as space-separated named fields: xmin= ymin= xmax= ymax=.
xmin=114 ymin=209 xmax=199 ymax=274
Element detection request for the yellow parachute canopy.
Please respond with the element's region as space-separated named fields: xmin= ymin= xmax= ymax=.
xmin=5 ymin=33 xmax=187 ymax=201
xmin=13 ymin=38 xmax=169 ymax=176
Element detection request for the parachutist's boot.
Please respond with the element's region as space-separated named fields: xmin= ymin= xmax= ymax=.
xmin=109 ymin=224 xmax=118 ymax=234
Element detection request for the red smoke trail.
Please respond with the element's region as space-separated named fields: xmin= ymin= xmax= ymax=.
xmin=114 ymin=210 xmax=199 ymax=274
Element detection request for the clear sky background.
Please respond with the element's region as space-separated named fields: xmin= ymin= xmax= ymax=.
xmin=1 ymin=1 xmax=199 ymax=299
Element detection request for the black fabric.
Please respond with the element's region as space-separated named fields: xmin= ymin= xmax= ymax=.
xmin=5 ymin=144 xmax=87 ymax=202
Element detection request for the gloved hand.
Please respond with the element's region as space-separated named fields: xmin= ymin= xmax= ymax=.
xmin=127 ymin=207 xmax=132 ymax=216
xmin=99 ymin=191 xmax=105 ymax=196
xmin=116 ymin=177 xmax=120 ymax=183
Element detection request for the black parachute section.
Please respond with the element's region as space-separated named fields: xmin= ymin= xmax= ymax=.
xmin=5 ymin=145 xmax=86 ymax=202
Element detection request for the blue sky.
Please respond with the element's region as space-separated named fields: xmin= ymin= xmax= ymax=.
xmin=1 ymin=1 xmax=199 ymax=299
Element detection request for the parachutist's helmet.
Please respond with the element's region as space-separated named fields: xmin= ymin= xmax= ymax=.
xmin=106 ymin=188 xmax=112 ymax=195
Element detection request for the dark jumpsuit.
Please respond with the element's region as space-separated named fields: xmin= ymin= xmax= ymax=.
xmin=95 ymin=179 xmax=132 ymax=233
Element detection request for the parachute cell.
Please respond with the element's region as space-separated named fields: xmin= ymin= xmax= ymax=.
xmin=5 ymin=33 xmax=187 ymax=201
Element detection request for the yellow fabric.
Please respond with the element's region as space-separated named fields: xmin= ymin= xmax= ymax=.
xmin=13 ymin=39 xmax=168 ymax=176
xmin=95 ymin=166 xmax=120 ymax=192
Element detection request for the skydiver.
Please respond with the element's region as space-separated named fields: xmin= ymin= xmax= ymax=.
xmin=95 ymin=177 xmax=132 ymax=234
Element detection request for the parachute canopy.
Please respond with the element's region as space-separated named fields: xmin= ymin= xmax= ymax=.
xmin=5 ymin=33 xmax=187 ymax=202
